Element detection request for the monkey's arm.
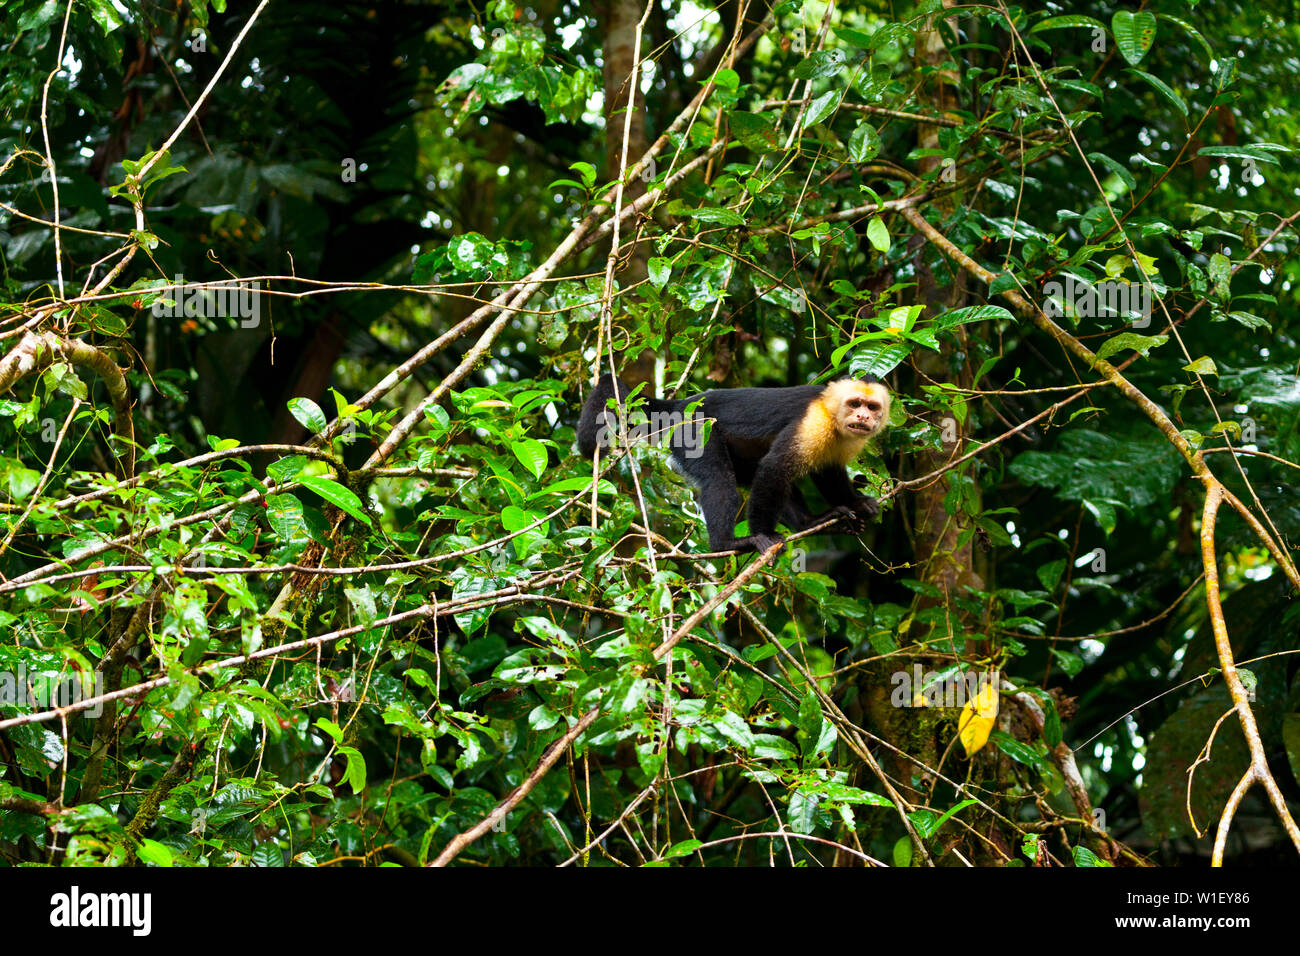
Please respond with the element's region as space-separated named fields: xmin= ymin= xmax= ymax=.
xmin=807 ymin=466 xmax=879 ymax=528
xmin=780 ymin=488 xmax=816 ymax=532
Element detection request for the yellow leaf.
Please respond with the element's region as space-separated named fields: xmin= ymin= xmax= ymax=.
xmin=957 ymin=676 xmax=999 ymax=757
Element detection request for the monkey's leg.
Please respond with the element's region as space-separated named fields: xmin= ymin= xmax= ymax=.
xmin=742 ymin=450 xmax=795 ymax=553
xmin=685 ymin=442 xmax=752 ymax=552
xmin=781 ymin=488 xmax=816 ymax=531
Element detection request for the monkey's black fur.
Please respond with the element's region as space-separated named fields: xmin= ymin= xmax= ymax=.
xmin=577 ymin=374 xmax=882 ymax=553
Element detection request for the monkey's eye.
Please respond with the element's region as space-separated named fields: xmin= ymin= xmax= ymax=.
xmin=847 ymin=399 xmax=861 ymax=408
xmin=867 ymin=402 xmax=881 ymax=412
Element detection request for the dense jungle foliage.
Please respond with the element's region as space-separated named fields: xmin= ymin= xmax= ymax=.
xmin=1 ymin=0 xmax=1298 ymax=867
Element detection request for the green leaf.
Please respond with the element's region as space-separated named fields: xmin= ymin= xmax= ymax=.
xmin=1030 ymin=14 xmax=1107 ymax=33
xmin=1073 ymin=845 xmax=1113 ymax=867
xmin=264 ymin=494 xmax=307 ymax=539
xmin=1195 ymin=145 xmax=1285 ymax=165
xmin=791 ymin=49 xmax=847 ymax=81
xmin=605 ymin=671 xmax=649 ymax=718
xmin=252 ymin=843 xmax=283 ymax=867
xmin=833 ymin=26 xmax=875 ymax=48
xmin=847 ymin=122 xmax=880 ymax=163
xmin=129 ymin=149 xmax=188 ymax=195
xmin=1111 ymin=10 xmax=1156 ymax=65
xmin=751 ymin=734 xmax=798 ymax=760
xmin=1225 ymin=311 xmax=1270 ymax=332
xmin=287 ymin=397 xmax=327 ymax=434
xmin=865 ymin=216 xmax=890 ymax=253
xmin=932 ymin=305 xmax=1012 ymax=331
xmin=297 ymin=475 xmax=372 ymax=526
xmin=1127 ymin=69 xmax=1186 ymax=117
xmin=711 ymin=69 xmax=739 ymax=92
xmin=1095 ymin=332 xmax=1167 ymax=362
xmin=1213 ymin=58 xmax=1238 ymax=91
xmin=425 ymin=404 xmax=451 ymax=433
xmin=345 ymin=585 xmax=379 ymax=626
xmin=848 ymin=342 xmax=913 ymax=378
xmin=315 ymin=717 xmax=344 ymax=742
xmin=914 ymin=799 xmax=978 ymax=838
xmin=711 ymin=710 xmax=756 ymax=751
xmin=528 ymin=476 xmax=616 ymax=499
xmin=867 ymin=23 xmax=912 ymax=51
xmin=787 ymin=790 xmax=820 ymax=834
xmin=892 ymin=836 xmax=913 ymax=867
xmin=990 ymin=730 xmax=1043 ymax=768
xmin=803 ymin=89 xmax=842 ymax=129
xmin=797 ymin=689 xmax=822 ymax=759
xmin=1036 ymin=558 xmax=1067 ymax=592
xmin=5 ymin=466 xmax=41 ymax=502
xmin=686 ymin=205 xmax=745 ymax=226
xmin=1042 ymin=701 xmax=1062 ymax=747
xmin=1022 ymin=833 xmax=1040 ymax=862
xmin=569 ymin=161 xmax=597 ymax=188
xmin=500 ymin=505 xmax=532 ymax=532
xmin=337 ymin=745 xmax=367 ymax=794
xmin=662 ymin=839 xmax=702 ymax=860
xmin=648 ymin=257 xmax=671 ymax=288
xmin=510 ymin=437 xmax=548 ymax=479
xmin=1157 ymin=13 xmax=1212 ymax=62
xmin=728 ymin=111 xmax=779 ymax=153
xmin=1051 ymin=649 xmax=1085 ymax=678
xmin=529 ymin=703 xmax=560 ymax=732
xmin=267 ymin=455 xmax=307 ymax=482
xmin=1090 ymin=494 xmax=1127 ymax=531
xmin=43 ymin=363 xmax=86 ymax=401
xmin=136 ymin=838 xmax=174 ymax=866
xmin=1087 ymin=152 xmax=1137 ymax=193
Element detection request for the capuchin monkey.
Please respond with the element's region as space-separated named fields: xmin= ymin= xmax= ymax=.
xmin=577 ymin=374 xmax=891 ymax=553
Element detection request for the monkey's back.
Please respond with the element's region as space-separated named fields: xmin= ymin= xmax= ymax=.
xmin=691 ymin=385 xmax=823 ymax=441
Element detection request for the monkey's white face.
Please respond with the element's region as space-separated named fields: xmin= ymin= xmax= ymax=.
xmin=829 ymin=380 xmax=890 ymax=439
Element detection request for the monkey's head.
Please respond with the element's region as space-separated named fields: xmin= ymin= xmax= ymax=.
xmin=826 ymin=378 xmax=891 ymax=440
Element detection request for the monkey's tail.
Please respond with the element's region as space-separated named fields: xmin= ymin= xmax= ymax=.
xmin=577 ymin=374 xmax=684 ymax=457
